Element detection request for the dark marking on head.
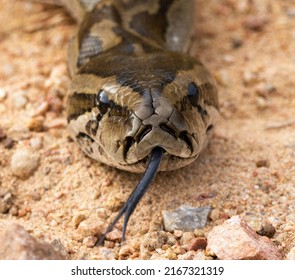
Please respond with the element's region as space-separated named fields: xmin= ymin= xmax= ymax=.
xmin=85 ymin=119 xmax=99 ymax=136
xmin=77 ymin=4 xmax=122 ymax=67
xmin=67 ymin=93 xmax=96 ymax=121
xmin=111 ymin=26 xmax=160 ymax=54
xmin=80 ymin=52 xmax=195 ymax=95
xmin=76 ymin=132 xmax=95 ymax=155
xmin=77 ymin=132 xmax=95 ymax=143
xmin=128 ymin=0 xmax=174 ymax=45
xmin=78 ymin=35 xmax=103 ymax=66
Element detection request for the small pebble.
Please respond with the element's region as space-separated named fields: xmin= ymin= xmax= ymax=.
xmin=256 ymin=159 xmax=270 ymax=168
xmin=177 ymin=251 xmax=198 ymax=260
xmin=180 ymin=232 xmax=195 ymax=246
xmin=286 ymin=213 xmax=295 ymax=223
xmin=187 ymin=237 xmax=207 ymax=251
xmin=0 ymin=88 xmax=7 ymax=101
xmin=104 ymin=240 xmax=115 ymax=249
xmin=162 ymin=205 xmax=211 ymax=232
xmin=209 ymin=208 xmax=221 ymax=221
xmin=106 ymin=229 xmax=122 ymax=242
xmin=286 ymin=8 xmax=295 ymax=18
xmin=72 ymin=214 xmax=86 ymax=229
xmin=173 ymin=230 xmax=183 ymax=238
xmin=163 ymin=247 xmax=177 ymax=260
xmin=9 ymin=205 xmax=19 ymax=216
xmin=72 ymin=217 xmax=105 ymax=241
xmin=2 ymin=63 xmax=14 ymax=76
xmin=0 ymin=192 xmax=13 ymax=214
xmin=96 ymin=208 xmax=109 ymax=219
xmin=83 ymin=236 xmax=98 ymax=248
xmin=243 ymin=15 xmax=268 ymax=31
xmin=231 ymin=36 xmax=243 ymax=49
xmin=0 ymin=128 xmax=7 ymax=141
xmin=13 ymin=91 xmax=28 ymax=109
xmin=97 ymin=248 xmax=116 ymax=260
xmin=47 ymin=95 xmax=64 ymax=113
xmin=34 ymin=101 xmax=49 ymax=116
xmin=45 ymin=118 xmax=67 ymax=129
xmin=222 ymin=54 xmax=235 ymax=64
xmin=256 ymin=222 xmax=276 ymax=238
xmin=256 ymin=83 xmax=276 ymax=96
xmin=216 ymin=70 xmax=230 ymax=87
xmin=119 ymin=244 xmax=134 ymax=258
xmin=27 ymin=116 xmax=45 ymax=132
xmin=3 ymin=138 xmax=15 ymax=149
xmin=18 ymin=207 xmax=31 ymax=217
xmin=166 ymin=235 xmax=177 ymax=246
xmin=30 ymin=137 xmax=43 ymax=149
xmin=45 ymin=64 xmax=67 ymax=88
xmin=243 ymin=71 xmax=259 ymax=86
xmin=11 ymin=148 xmax=40 ymax=179
xmin=256 ymin=97 xmax=268 ymax=109
xmin=173 ymin=246 xmax=186 ymax=255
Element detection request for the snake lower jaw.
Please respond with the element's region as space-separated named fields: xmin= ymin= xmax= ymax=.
xmin=120 ymin=151 xmax=200 ymax=173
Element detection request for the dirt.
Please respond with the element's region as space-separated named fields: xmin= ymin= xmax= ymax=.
xmin=0 ymin=0 xmax=294 ymax=260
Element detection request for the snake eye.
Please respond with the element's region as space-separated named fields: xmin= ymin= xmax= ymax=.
xmin=96 ymin=90 xmax=109 ymax=114
xmin=187 ymin=82 xmax=200 ymax=107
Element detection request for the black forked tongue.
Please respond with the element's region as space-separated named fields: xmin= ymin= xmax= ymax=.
xmin=96 ymin=147 xmax=164 ymax=246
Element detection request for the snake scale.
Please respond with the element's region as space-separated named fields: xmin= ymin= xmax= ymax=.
xmin=34 ymin=0 xmax=219 ymax=244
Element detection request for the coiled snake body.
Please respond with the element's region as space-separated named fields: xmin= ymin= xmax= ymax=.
xmin=36 ymin=0 xmax=219 ymax=243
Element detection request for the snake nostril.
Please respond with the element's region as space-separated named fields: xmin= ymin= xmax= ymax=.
xmin=138 ymin=125 xmax=152 ymax=142
xmin=160 ymin=123 xmax=177 ymax=139
xmin=179 ymin=131 xmax=192 ymax=151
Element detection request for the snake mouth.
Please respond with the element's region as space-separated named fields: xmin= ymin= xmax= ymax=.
xmin=123 ymin=128 xmax=194 ymax=162
xmin=122 ymin=150 xmax=199 ymax=172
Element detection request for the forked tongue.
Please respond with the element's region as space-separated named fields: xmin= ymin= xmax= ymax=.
xmin=96 ymin=147 xmax=164 ymax=246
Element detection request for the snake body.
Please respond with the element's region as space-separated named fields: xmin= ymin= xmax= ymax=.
xmin=36 ymin=0 xmax=219 ymax=242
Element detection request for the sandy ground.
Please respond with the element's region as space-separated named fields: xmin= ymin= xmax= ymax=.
xmin=0 ymin=0 xmax=294 ymax=259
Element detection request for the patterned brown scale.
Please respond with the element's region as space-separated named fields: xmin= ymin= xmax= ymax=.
xmin=34 ymin=0 xmax=219 ymax=244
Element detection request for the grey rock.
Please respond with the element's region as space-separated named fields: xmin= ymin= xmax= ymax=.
xmin=162 ymin=205 xmax=211 ymax=232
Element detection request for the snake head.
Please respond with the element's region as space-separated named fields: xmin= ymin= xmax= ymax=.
xmin=67 ymin=52 xmax=218 ymax=172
